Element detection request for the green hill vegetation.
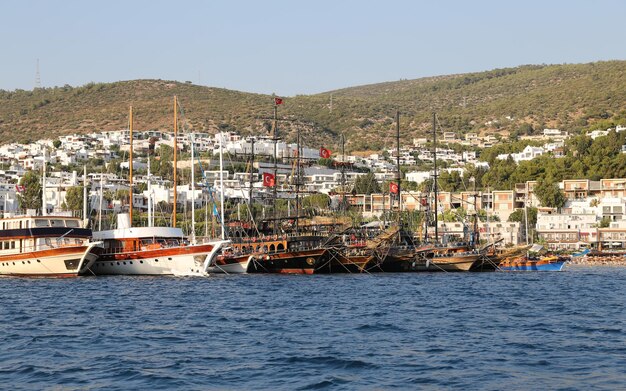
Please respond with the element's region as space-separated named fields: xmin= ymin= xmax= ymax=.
xmin=1 ymin=61 xmax=625 ymax=154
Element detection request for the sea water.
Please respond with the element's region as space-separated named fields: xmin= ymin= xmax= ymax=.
xmin=1 ymin=266 xmax=625 ymax=390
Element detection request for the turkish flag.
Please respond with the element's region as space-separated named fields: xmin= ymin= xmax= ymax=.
xmin=274 ymin=97 xmax=283 ymax=105
xmin=262 ymin=172 xmax=275 ymax=187
xmin=319 ymin=147 xmax=331 ymax=159
xmin=420 ymin=197 xmax=428 ymax=206
xmin=389 ymin=182 xmax=399 ymax=194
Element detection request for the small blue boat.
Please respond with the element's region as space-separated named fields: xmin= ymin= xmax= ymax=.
xmin=499 ymin=255 xmax=568 ymax=271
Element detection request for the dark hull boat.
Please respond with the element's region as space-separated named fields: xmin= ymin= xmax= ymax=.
xmin=249 ymin=247 xmax=331 ymax=274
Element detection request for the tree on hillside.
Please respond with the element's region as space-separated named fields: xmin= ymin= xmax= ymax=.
xmin=509 ymin=207 xmax=538 ymax=243
xmin=534 ymin=179 xmax=566 ymax=209
xmin=17 ymin=171 xmax=42 ymax=211
xmin=62 ymin=186 xmax=83 ymax=212
xmin=353 ymin=172 xmax=380 ymax=195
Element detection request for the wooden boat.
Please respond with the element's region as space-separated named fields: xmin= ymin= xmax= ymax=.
xmin=414 ymin=243 xmax=482 ymax=272
xmin=0 ymin=215 xmax=101 ymax=277
xmin=248 ymin=247 xmax=331 ymax=274
xmin=499 ymin=254 xmax=568 ymax=271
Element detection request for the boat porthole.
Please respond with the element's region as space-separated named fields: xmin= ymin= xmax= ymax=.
xmin=22 ymin=261 xmax=25 ymax=264
xmin=168 ymin=258 xmax=172 ymax=261
xmin=129 ymin=261 xmax=133 ymax=265
xmin=37 ymin=260 xmax=40 ymax=263
xmin=140 ymin=260 xmax=143 ymax=264
xmin=123 ymin=262 xmax=126 ymax=265
xmin=12 ymin=262 xmax=15 ymax=265
xmin=116 ymin=262 xmax=120 ymax=265
xmin=306 ymin=257 xmax=315 ymax=266
xmin=27 ymin=261 xmax=31 ymax=264
xmin=110 ymin=262 xmax=114 ymax=266
xmin=155 ymin=259 xmax=158 ymax=262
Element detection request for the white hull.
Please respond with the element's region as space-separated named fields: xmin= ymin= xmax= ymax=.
xmin=92 ymin=251 xmax=208 ymax=276
xmin=206 ymin=256 xmax=252 ymax=274
xmin=0 ymin=243 xmax=101 ymax=277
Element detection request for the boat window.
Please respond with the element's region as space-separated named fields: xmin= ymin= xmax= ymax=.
xmin=35 ymin=219 xmax=49 ymax=227
xmin=66 ymin=220 xmax=80 ymax=228
xmin=50 ymin=219 xmax=65 ymax=227
xmin=3 ymin=242 xmax=9 ymax=250
xmin=11 ymin=241 xmax=15 ymax=249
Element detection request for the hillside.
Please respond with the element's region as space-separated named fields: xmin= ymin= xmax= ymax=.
xmin=1 ymin=61 xmax=625 ymax=151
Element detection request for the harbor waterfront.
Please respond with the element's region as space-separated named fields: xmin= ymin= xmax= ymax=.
xmin=1 ymin=267 xmax=625 ymax=390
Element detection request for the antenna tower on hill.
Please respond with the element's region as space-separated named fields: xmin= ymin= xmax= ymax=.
xmin=35 ymin=59 xmax=41 ymax=89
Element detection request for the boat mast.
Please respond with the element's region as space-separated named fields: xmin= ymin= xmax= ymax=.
xmin=128 ymin=105 xmax=133 ymax=227
xmin=148 ymin=156 xmax=153 ymax=227
xmin=295 ymin=127 xmax=301 ymax=236
xmin=272 ymin=102 xmax=278 ymax=235
xmin=191 ymin=131 xmax=196 ymax=244
xmin=41 ymin=146 xmax=46 ymax=216
xmin=83 ymin=165 xmax=88 ymax=225
xmin=219 ymin=133 xmax=225 ymax=240
xmin=433 ymin=112 xmax=439 ymax=244
xmin=340 ymin=133 xmax=346 ymax=214
xmin=396 ymin=110 xmax=401 ymax=220
xmin=98 ymin=173 xmax=104 ymax=230
xmin=524 ymin=182 xmax=530 ymax=245
xmin=471 ymin=176 xmax=479 ymax=246
xmin=248 ymin=138 xmax=255 ymax=211
xmin=173 ymin=96 xmax=178 ymax=228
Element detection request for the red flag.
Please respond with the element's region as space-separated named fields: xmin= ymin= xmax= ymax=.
xmin=389 ymin=182 xmax=399 ymax=194
xmin=420 ymin=197 xmax=428 ymax=206
xmin=319 ymin=147 xmax=331 ymax=159
xmin=262 ymin=172 xmax=275 ymax=187
xmin=15 ymin=184 xmax=25 ymax=192
xmin=274 ymin=97 xmax=283 ymax=105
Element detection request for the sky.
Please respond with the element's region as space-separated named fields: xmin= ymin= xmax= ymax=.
xmin=2 ymin=0 xmax=625 ymax=96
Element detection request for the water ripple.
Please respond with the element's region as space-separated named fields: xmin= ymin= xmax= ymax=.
xmin=1 ymin=269 xmax=626 ymax=389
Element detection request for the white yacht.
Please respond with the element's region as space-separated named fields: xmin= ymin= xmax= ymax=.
xmin=0 ymin=215 xmax=101 ymax=277
xmin=91 ymin=214 xmax=228 ymax=276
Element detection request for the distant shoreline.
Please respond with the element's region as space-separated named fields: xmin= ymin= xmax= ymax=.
xmin=568 ymin=257 xmax=626 ymax=267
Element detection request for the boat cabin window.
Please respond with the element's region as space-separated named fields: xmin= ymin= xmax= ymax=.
xmin=66 ymin=220 xmax=80 ymax=228
xmin=35 ymin=219 xmax=49 ymax=227
xmin=50 ymin=219 xmax=65 ymax=227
